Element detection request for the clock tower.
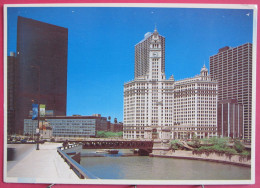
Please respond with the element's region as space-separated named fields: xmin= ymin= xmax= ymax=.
xmin=124 ymin=28 xmax=174 ymax=140
xmin=134 ymin=27 xmax=165 ymax=79
xmin=148 ymin=27 xmax=165 ymax=81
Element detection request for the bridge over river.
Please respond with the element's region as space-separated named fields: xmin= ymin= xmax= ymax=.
xmin=67 ymin=139 xmax=154 ymax=151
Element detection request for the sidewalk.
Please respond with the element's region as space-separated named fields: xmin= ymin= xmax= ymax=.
xmin=5 ymin=142 xmax=80 ymax=184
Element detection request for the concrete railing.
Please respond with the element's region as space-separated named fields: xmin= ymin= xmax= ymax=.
xmin=57 ymin=147 xmax=99 ymax=179
xmin=62 ymin=143 xmax=80 ymax=150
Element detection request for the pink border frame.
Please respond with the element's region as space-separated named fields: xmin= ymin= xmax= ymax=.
xmin=0 ymin=1 xmax=258 ymax=187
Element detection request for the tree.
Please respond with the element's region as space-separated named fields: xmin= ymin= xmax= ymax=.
xmin=209 ymin=137 xmax=229 ymax=148
xmin=191 ymin=134 xmax=201 ymax=148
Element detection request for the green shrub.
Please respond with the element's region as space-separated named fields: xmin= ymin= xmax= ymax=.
xmin=240 ymin=150 xmax=250 ymax=156
xmin=234 ymin=139 xmax=245 ymax=153
xmin=193 ymin=145 xmax=237 ymax=156
xmin=224 ymin=148 xmax=238 ymax=155
xmin=170 ymin=140 xmax=183 ymax=150
xmin=170 ymin=140 xmax=179 ymax=144
xmin=201 ymin=138 xmax=210 ymax=145
xmin=96 ymin=131 xmax=123 ymax=138
xmin=208 ymin=137 xmax=229 ymax=148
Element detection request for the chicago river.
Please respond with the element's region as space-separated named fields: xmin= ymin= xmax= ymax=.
xmin=6 ymin=144 xmax=250 ymax=181
xmin=80 ymin=149 xmax=250 ymax=180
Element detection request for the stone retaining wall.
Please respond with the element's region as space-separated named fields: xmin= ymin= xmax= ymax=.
xmin=151 ymin=150 xmax=251 ymax=167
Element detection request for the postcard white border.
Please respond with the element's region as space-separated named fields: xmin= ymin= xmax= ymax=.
xmin=3 ymin=3 xmax=257 ymax=185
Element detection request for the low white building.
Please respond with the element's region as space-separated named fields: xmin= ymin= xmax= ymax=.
xmin=24 ymin=116 xmax=96 ymax=138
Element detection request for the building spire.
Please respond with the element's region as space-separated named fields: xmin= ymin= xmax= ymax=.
xmin=201 ymin=63 xmax=208 ymax=77
xmin=154 ymin=24 xmax=158 ymax=34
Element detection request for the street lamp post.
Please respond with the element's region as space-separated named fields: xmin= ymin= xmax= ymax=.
xmin=32 ymin=65 xmax=40 ymax=150
xmin=32 ymin=100 xmax=40 ymax=150
xmin=36 ymin=103 xmax=40 ymax=150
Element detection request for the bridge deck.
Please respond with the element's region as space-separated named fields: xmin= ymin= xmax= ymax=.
xmin=67 ymin=139 xmax=154 ymax=150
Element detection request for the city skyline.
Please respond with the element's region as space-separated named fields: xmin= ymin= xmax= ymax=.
xmin=7 ymin=6 xmax=254 ymax=122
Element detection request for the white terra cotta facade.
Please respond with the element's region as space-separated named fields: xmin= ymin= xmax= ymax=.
xmin=123 ymin=29 xmax=218 ymax=140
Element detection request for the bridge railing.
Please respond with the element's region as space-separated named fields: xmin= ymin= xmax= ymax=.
xmin=57 ymin=147 xmax=99 ymax=179
xmin=57 ymin=137 xmax=153 ymax=142
xmin=62 ymin=143 xmax=80 ymax=150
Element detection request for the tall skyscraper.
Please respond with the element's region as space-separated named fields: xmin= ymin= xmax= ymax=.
xmin=209 ymin=43 xmax=252 ymax=140
xmin=11 ymin=16 xmax=68 ymax=134
xmin=7 ymin=52 xmax=16 ymax=134
xmin=124 ymin=29 xmax=218 ymax=140
xmin=124 ymin=28 xmax=174 ymax=139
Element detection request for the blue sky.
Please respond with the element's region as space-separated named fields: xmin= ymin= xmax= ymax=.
xmin=7 ymin=6 xmax=254 ymax=122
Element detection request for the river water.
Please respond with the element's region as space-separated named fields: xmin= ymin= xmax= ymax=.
xmin=80 ymin=149 xmax=251 ymax=180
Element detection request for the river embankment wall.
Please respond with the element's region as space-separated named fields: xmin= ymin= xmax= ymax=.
xmin=150 ymin=150 xmax=251 ymax=167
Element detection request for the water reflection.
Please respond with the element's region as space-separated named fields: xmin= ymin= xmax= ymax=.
xmin=81 ymin=149 xmax=138 ymax=157
xmin=80 ymin=149 xmax=251 ymax=180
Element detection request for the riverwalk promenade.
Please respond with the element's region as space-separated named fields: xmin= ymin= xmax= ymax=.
xmin=6 ymin=143 xmax=80 ymax=184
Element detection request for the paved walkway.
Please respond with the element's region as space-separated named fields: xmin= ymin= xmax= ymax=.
xmin=5 ymin=143 xmax=80 ymax=184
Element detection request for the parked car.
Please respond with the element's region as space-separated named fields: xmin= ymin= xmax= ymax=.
xmin=39 ymin=140 xmax=46 ymax=144
xmin=21 ymin=139 xmax=27 ymax=143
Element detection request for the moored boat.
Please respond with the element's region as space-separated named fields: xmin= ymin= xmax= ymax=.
xmin=107 ymin=150 xmax=119 ymax=154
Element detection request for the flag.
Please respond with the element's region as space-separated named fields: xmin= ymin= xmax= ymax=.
xmin=32 ymin=104 xmax=38 ymax=120
xmin=40 ymin=104 xmax=46 ymax=117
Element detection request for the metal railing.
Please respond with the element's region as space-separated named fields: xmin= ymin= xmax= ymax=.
xmin=57 ymin=146 xmax=99 ymax=179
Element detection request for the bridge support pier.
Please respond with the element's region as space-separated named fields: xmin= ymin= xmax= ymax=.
xmin=138 ymin=149 xmax=152 ymax=156
xmin=151 ymin=139 xmax=171 ymax=155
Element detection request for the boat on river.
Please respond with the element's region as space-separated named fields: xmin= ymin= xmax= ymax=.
xmin=106 ymin=150 xmax=119 ymax=154
xmin=95 ymin=149 xmax=119 ymax=154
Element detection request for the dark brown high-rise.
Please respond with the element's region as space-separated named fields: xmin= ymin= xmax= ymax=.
xmin=13 ymin=16 xmax=68 ymax=134
xmin=7 ymin=52 xmax=16 ymax=134
xmin=210 ymin=43 xmax=252 ymax=141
